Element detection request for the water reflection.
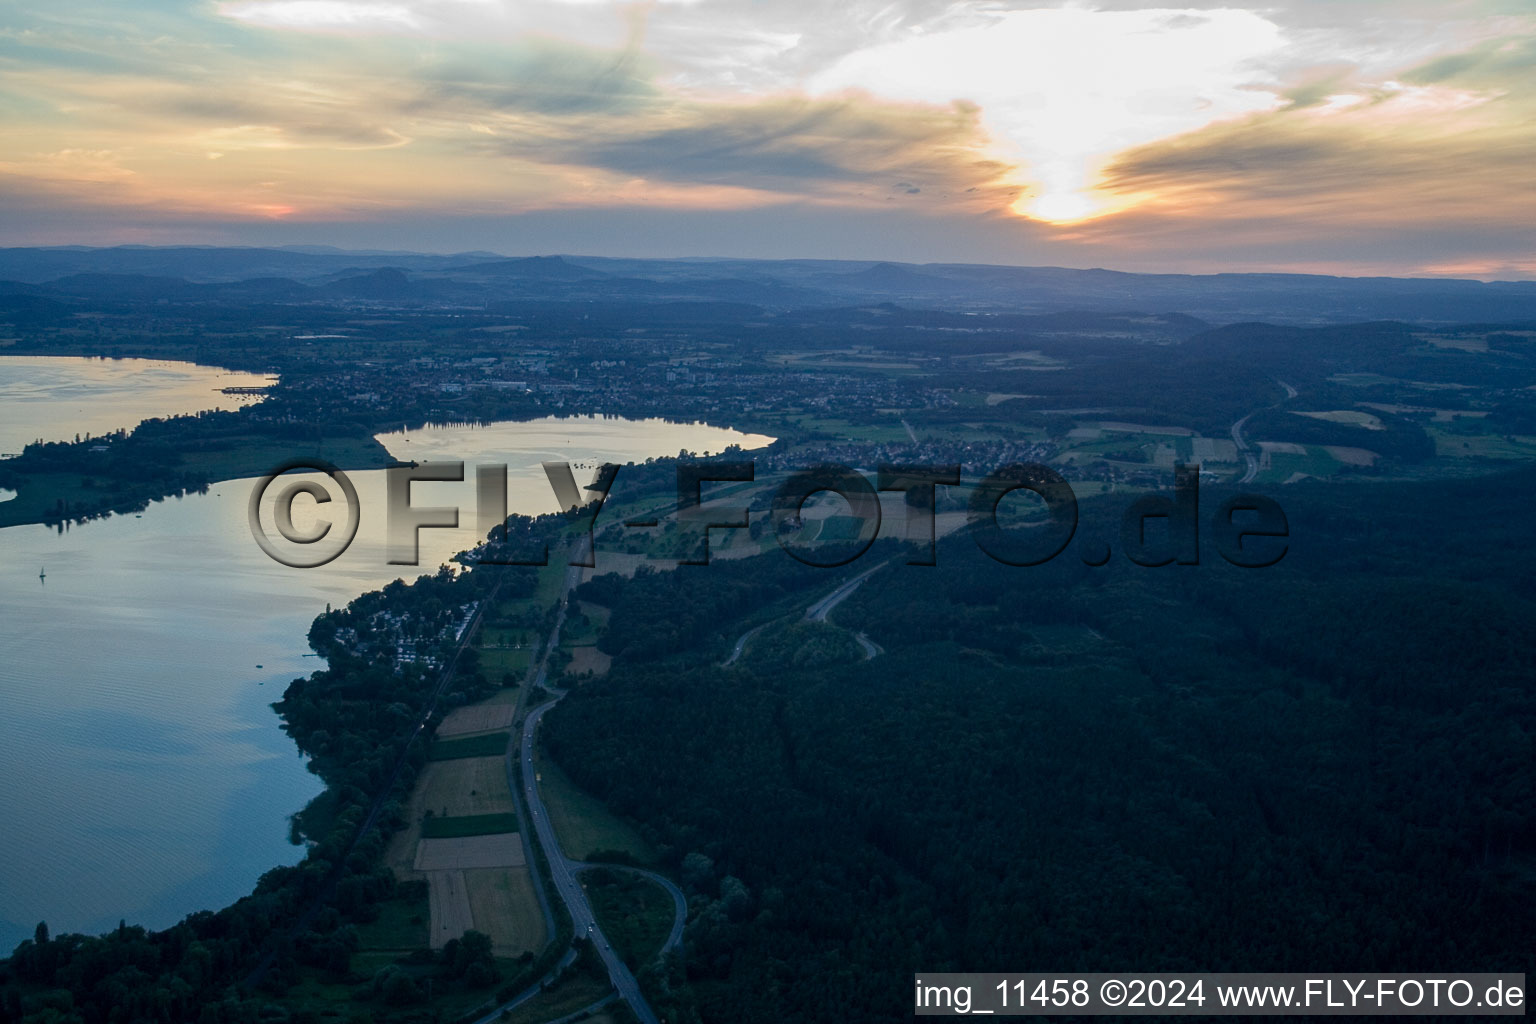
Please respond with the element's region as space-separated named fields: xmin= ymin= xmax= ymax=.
xmin=0 ymin=396 xmax=772 ymax=950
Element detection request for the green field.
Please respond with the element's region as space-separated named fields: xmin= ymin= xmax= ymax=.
xmin=421 ymin=813 xmax=519 ymax=838
xmin=478 ymin=646 xmax=533 ymax=681
xmin=774 ymin=414 xmax=911 ymax=444
xmin=1429 ymin=426 xmax=1536 ymax=461
xmin=489 ymin=561 xmax=571 ymax=631
xmin=535 ymin=748 xmax=656 ymax=863
xmin=431 ymin=732 xmax=512 ymax=760
xmin=354 ymin=889 xmax=431 ymax=950
xmin=816 ymin=514 xmax=870 ymax=541
xmin=279 ymin=955 xmax=525 ymax=1021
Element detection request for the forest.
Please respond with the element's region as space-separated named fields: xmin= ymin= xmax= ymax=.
xmin=543 ymin=468 xmax=1536 ymax=1023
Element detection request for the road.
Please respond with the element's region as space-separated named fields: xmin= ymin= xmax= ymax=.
xmin=724 ymin=561 xmax=890 ymax=668
xmin=466 ymin=948 xmax=577 ymax=1024
xmin=574 ymin=863 xmax=688 ymax=954
xmin=1232 ymin=379 xmax=1299 ymax=485
xmin=805 ymin=560 xmax=886 ymax=623
xmin=471 ymin=557 xmax=693 ymax=1024
xmin=521 ymin=700 xmax=661 ymax=1024
xmin=1231 ymin=413 xmax=1259 ymax=484
xmin=721 ymin=623 xmax=765 ymax=666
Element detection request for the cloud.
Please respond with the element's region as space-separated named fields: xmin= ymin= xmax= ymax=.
xmin=531 ymin=95 xmax=1010 ymax=199
xmin=808 ymin=7 xmax=1289 ymax=220
xmin=1101 ymin=57 xmax=1530 ymax=212
xmin=410 ymin=40 xmax=658 ymax=116
xmin=0 ymin=0 xmax=1532 ymax=274
xmin=219 ymin=1 xmax=423 ymax=31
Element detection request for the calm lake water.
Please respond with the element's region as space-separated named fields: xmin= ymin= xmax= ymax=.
xmin=0 ymin=356 xmax=275 ymax=455
xmin=0 ymin=357 xmax=772 ymax=952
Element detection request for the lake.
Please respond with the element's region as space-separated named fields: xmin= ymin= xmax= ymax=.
xmin=0 ymin=356 xmax=275 ymax=456
xmin=0 ymin=357 xmax=772 ymax=952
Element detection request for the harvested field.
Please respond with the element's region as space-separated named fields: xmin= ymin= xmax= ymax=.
xmin=414 ymin=833 xmax=526 ymax=871
xmin=427 ymin=870 xmax=474 ymax=949
xmin=437 ymin=703 xmax=518 ymax=737
xmin=935 ymin=511 xmax=969 ymax=539
xmin=464 ymin=868 xmax=546 ymax=956
xmin=1100 ymin=421 xmax=1194 ymax=435
xmin=417 ymin=756 xmax=515 ymax=819
xmin=567 ymin=646 xmax=612 ymax=677
xmin=1292 ymin=409 xmax=1385 ymax=430
xmin=1323 ymin=445 xmax=1379 ymax=466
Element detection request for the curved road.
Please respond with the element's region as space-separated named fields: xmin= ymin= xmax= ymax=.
xmin=490 ymin=557 xmax=893 ymax=1020
xmin=805 ymin=560 xmax=887 ymax=623
xmin=1232 ymin=379 xmax=1298 ymax=486
xmin=574 ymin=864 xmax=688 ymax=954
xmin=1231 ymin=413 xmax=1259 ymax=484
xmin=472 ymin=560 xmax=680 ymax=1024
xmin=521 ymin=700 xmax=661 ymax=1024
xmin=724 ymin=561 xmax=889 ymax=669
xmin=721 ymin=623 xmax=766 ymax=667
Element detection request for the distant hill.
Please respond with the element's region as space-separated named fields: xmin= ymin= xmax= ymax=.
xmin=837 ymin=262 xmax=965 ymax=295
xmin=0 ymin=246 xmax=1533 ymax=324
xmin=318 ymin=267 xmax=414 ymax=300
xmin=445 ymin=255 xmax=607 ymax=280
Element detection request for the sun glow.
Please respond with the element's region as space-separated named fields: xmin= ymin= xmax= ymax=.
xmin=813 ymin=7 xmax=1287 ymax=225
xmin=1023 ymin=192 xmax=1097 ymax=224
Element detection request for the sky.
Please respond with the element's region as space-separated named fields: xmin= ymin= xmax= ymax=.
xmin=0 ymin=0 xmax=1532 ymax=276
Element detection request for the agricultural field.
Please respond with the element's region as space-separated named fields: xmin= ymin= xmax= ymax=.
xmin=386 ymin=754 xmax=515 ymax=878
xmin=422 ymin=813 xmax=520 ymax=839
xmin=464 ymin=868 xmax=546 ymax=957
xmin=535 ymin=748 xmax=657 ymax=864
xmin=566 ymin=646 xmax=613 ymax=678
xmin=413 ymin=834 xmax=525 ymax=871
xmin=1290 ymin=409 xmax=1386 ymax=430
xmin=1255 ymin=443 xmax=1345 ymax=483
xmin=1429 ymin=427 xmax=1536 ymax=461
xmin=437 ymin=702 xmax=518 ymax=737
xmin=431 ymin=732 xmax=512 ymax=760
xmin=427 ymin=870 xmax=474 ymax=950
xmin=477 ymin=645 xmax=533 ymax=684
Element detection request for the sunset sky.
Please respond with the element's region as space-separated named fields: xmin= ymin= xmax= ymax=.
xmin=1 ymin=1 xmax=1531 ymax=276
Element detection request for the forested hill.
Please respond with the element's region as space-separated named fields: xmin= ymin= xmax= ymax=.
xmin=544 ymin=469 xmax=1536 ymax=1024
